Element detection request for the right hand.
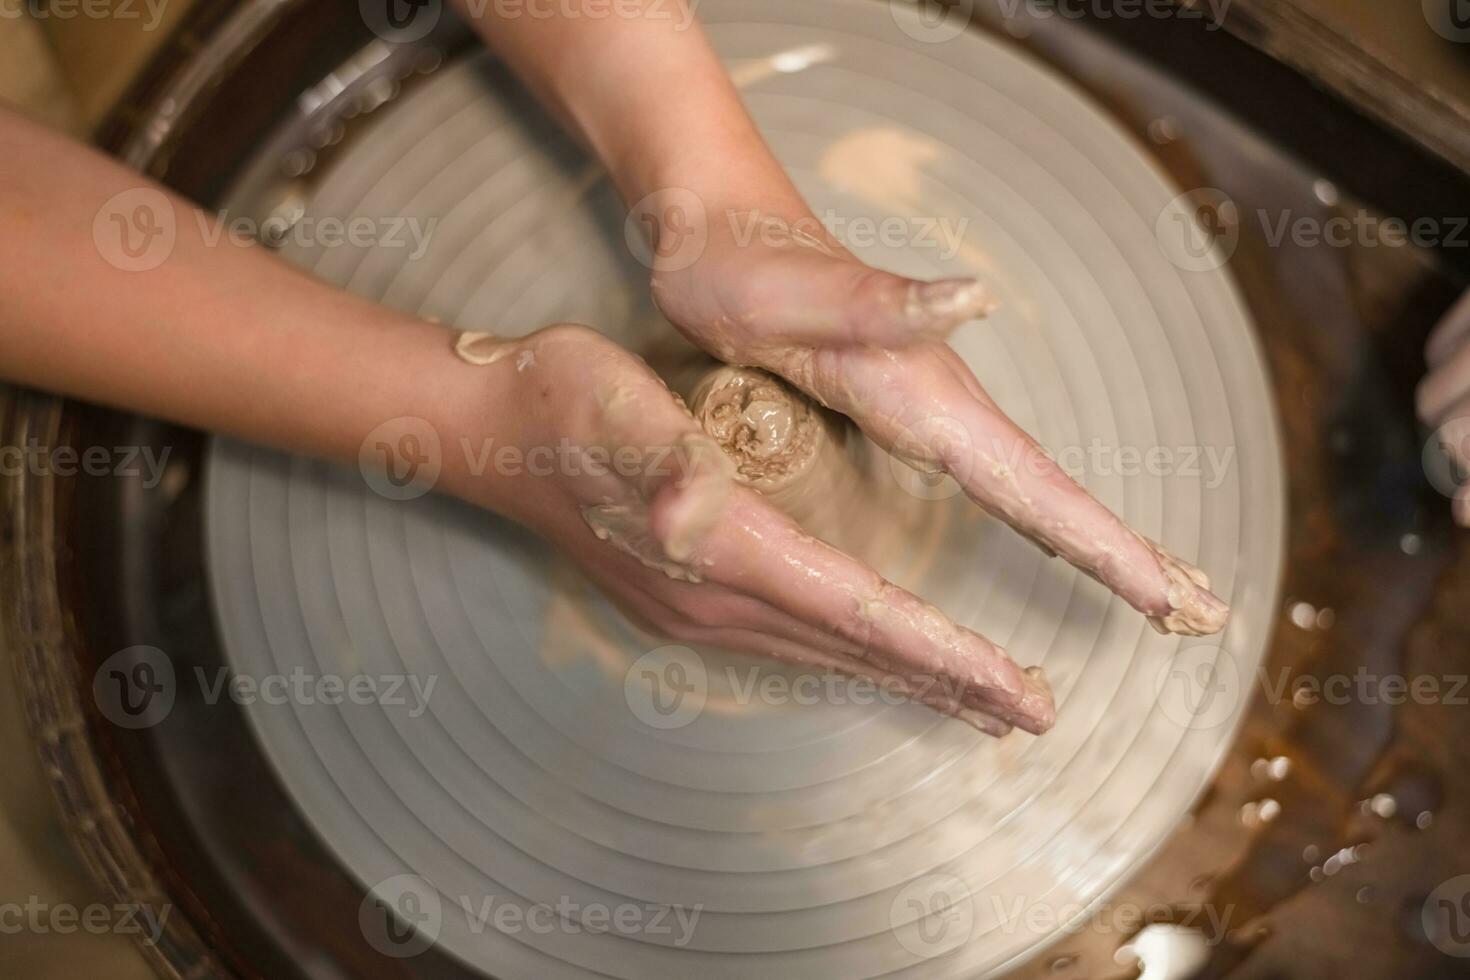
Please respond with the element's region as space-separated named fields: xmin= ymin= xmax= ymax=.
xmin=1420 ymin=290 xmax=1470 ymax=525
xmin=446 ymin=323 xmax=1055 ymax=736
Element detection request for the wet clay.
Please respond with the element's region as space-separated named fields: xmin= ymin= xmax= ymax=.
xmin=662 ymin=353 xmax=858 ymax=531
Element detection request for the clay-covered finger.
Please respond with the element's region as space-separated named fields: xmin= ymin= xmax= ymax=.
xmin=774 ymin=342 xmax=1230 ymax=636
xmin=702 ymin=248 xmax=998 ymax=350
xmin=699 ymin=490 xmax=1056 ymax=733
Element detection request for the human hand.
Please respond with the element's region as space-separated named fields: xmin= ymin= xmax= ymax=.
xmin=1419 ymin=290 xmax=1470 ymax=525
xmin=645 ymin=202 xmax=1231 ymax=637
xmin=443 ymin=323 xmax=1055 ymax=736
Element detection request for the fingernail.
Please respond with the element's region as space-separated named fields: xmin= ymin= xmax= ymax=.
xmin=908 ymin=277 xmax=999 ymax=331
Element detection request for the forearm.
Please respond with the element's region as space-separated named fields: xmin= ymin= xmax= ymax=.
xmin=451 ymin=0 xmax=808 ymax=215
xmin=0 ymin=107 xmax=492 ymax=484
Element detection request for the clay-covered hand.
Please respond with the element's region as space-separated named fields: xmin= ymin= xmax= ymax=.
xmin=647 ymin=207 xmax=1230 ymax=637
xmin=1418 ymin=290 xmax=1470 ymax=525
xmin=450 ymin=323 xmax=1054 ymax=736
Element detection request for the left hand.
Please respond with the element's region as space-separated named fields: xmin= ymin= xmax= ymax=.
xmin=1419 ymin=290 xmax=1470 ymax=525
xmin=646 ymin=201 xmax=1230 ymax=637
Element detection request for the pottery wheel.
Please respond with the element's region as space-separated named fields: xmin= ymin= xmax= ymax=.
xmin=204 ymin=1 xmax=1284 ymax=976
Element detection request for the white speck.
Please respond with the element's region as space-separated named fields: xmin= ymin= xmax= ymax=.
xmin=515 ymin=349 xmax=536 ymax=372
xmin=1303 ymin=844 xmax=1320 ymax=863
xmin=1289 ymin=601 xmax=1318 ymax=630
xmin=1114 ymin=924 xmax=1211 ymax=980
xmin=770 ymin=43 xmax=834 ymax=74
xmin=1417 ymin=811 xmax=1434 ymax=830
xmin=1400 ymin=533 xmax=1422 ymax=555
xmin=1368 ymin=793 xmax=1397 ymax=819
xmin=1240 ymin=798 xmax=1281 ymax=826
xmin=1267 ymin=756 xmax=1291 ymax=780
xmin=1313 ymin=179 xmax=1340 ymax=206
xmin=1315 ymin=607 xmax=1335 ymax=629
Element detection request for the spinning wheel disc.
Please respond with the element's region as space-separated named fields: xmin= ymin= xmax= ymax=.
xmin=205 ymin=2 xmax=1283 ymax=975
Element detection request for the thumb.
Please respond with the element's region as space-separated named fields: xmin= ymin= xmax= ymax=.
xmin=752 ymin=258 xmax=997 ymax=348
xmin=645 ymin=432 xmax=734 ymax=563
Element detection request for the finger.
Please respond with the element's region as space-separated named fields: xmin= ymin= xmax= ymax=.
xmin=1427 ymin=395 xmax=1470 ymax=527
xmin=701 ymin=490 xmax=1056 ymax=734
xmin=567 ymin=338 xmax=736 ymax=575
xmin=726 ymin=251 xmax=997 ymax=349
xmin=1426 ymin=290 xmax=1470 ymax=369
xmin=699 ymin=595 xmax=1052 ymax=734
xmin=1418 ymin=335 xmax=1470 ymax=425
xmin=579 ymin=490 xmax=1041 ymax=734
xmin=777 ymin=343 xmax=1229 ymax=636
xmin=685 ymin=623 xmax=1018 ymax=736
